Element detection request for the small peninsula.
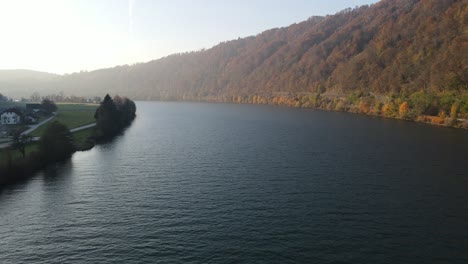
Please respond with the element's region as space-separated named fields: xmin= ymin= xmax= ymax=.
xmin=0 ymin=94 xmax=136 ymax=186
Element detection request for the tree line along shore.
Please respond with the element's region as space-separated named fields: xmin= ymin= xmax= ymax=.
xmin=186 ymin=90 xmax=467 ymax=129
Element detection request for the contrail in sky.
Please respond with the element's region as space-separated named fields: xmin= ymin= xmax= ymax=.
xmin=129 ymin=0 xmax=136 ymax=36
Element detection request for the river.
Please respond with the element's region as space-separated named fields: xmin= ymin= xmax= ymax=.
xmin=1 ymin=102 xmax=467 ymax=263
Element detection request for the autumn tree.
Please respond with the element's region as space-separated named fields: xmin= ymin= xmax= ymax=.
xmin=382 ymin=102 xmax=396 ymax=117
xmin=399 ymin=102 xmax=409 ymax=119
xmin=450 ymin=103 xmax=459 ymax=119
xmin=373 ymin=102 xmax=383 ymax=115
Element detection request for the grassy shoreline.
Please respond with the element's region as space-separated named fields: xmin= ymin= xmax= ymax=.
xmin=30 ymin=104 xmax=97 ymax=136
xmin=0 ymin=96 xmax=136 ymax=187
xmin=0 ymin=103 xmax=98 ymax=185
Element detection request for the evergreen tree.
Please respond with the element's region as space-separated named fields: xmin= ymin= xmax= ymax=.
xmin=94 ymin=94 xmax=119 ymax=137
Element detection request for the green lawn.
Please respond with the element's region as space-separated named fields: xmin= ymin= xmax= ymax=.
xmin=31 ymin=104 xmax=97 ymax=137
xmin=1 ymin=103 xmax=98 ymax=168
xmin=0 ymin=142 xmax=39 ymax=167
xmin=55 ymin=104 xmax=97 ymax=128
xmin=0 ymin=127 xmax=96 ymax=167
xmin=72 ymin=127 xmax=96 ymax=150
xmin=29 ymin=123 xmax=47 ymax=137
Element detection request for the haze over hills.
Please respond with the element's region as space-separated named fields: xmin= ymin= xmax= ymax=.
xmin=1 ymin=0 xmax=466 ymax=121
xmin=0 ymin=70 xmax=59 ymax=98
xmin=0 ymin=69 xmax=57 ymax=80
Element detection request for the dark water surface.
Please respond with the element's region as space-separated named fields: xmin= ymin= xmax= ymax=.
xmin=1 ymin=102 xmax=467 ymax=263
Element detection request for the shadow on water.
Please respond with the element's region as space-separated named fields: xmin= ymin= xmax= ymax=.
xmin=0 ymin=118 xmax=136 ymax=194
xmin=94 ymin=118 xmax=136 ymax=146
xmin=41 ymin=159 xmax=74 ymax=183
xmin=0 ymin=159 xmax=74 ymax=195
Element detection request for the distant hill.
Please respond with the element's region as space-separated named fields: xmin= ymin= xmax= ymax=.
xmin=1 ymin=0 xmax=467 ymax=125
xmin=0 ymin=70 xmax=59 ymax=99
xmin=0 ymin=69 xmax=57 ymax=81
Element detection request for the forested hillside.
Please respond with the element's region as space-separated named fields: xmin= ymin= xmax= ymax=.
xmin=1 ymin=0 xmax=467 ymax=126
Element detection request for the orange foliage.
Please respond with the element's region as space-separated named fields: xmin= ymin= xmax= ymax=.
xmin=359 ymin=101 xmax=370 ymax=113
xmin=399 ymin=102 xmax=409 ymax=118
xmin=381 ymin=103 xmax=395 ymax=117
xmin=419 ymin=115 xmax=445 ymax=125
xmin=27 ymin=0 xmax=465 ymax=104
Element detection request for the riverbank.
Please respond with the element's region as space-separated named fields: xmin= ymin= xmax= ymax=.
xmin=0 ymin=125 xmax=97 ymax=186
xmin=0 ymin=95 xmax=136 ymax=187
xmin=150 ymin=91 xmax=468 ymax=129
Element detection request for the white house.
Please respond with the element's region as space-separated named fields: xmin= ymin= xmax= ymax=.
xmin=1 ymin=109 xmax=22 ymax=125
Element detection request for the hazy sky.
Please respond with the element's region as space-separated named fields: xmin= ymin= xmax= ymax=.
xmin=0 ymin=0 xmax=378 ymax=74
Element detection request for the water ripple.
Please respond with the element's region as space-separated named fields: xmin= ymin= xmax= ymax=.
xmin=1 ymin=102 xmax=467 ymax=263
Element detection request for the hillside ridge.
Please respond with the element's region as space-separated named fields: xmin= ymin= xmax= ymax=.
xmin=1 ymin=0 xmax=466 ymax=127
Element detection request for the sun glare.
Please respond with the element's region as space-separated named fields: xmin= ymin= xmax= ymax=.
xmin=0 ymin=0 xmax=133 ymax=74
